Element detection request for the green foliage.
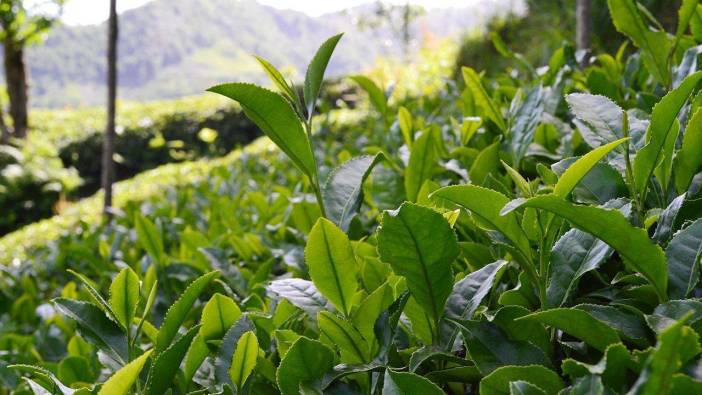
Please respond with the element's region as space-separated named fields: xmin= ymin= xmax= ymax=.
xmin=6 ymin=3 xmax=702 ymax=393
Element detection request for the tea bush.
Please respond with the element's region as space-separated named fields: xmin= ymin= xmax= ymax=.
xmin=3 ymin=1 xmax=702 ymax=394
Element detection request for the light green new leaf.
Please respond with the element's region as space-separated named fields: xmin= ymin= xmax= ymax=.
xmin=634 ymin=71 xmax=702 ymax=196
xmin=629 ymin=317 xmax=702 ymax=395
xmin=323 ymin=153 xmax=384 ymax=231
xmin=405 ymin=127 xmax=442 ymax=202
xmin=207 ymin=83 xmax=316 ymax=179
xmin=352 ymin=282 xmax=394 ymax=344
xmin=382 ymin=370 xmax=444 ymax=395
xmin=506 ymin=195 xmax=668 ymax=301
xmin=509 ymin=381 xmax=547 ymax=395
xmin=607 ymin=0 xmax=671 ymax=85
xmin=109 ymin=268 xmax=140 ymax=331
xmin=146 ymin=325 xmax=200 ymax=395
xmin=155 ymin=271 xmax=219 ymax=353
xmin=183 ymin=334 xmax=208 ymax=384
xmin=666 ymin=219 xmax=702 ymax=299
xmin=276 ymin=337 xmax=334 ymax=395
xmin=200 ymin=293 xmax=242 ymax=342
xmin=432 ymin=185 xmax=531 ymax=261
xmin=304 ymin=33 xmax=343 ymax=118
xmin=135 ymin=214 xmax=165 ymax=265
xmin=305 ymin=218 xmax=358 ymax=316
xmin=349 ymin=75 xmax=387 ymax=115
xmin=254 ymin=55 xmax=300 ymax=111
xmin=229 ymin=331 xmax=258 ymax=390
xmin=462 ymin=66 xmax=506 ymax=131
xmin=674 ymin=107 xmax=702 ymax=193
xmin=480 ymin=365 xmax=564 ymax=395
xmin=318 ymin=311 xmax=370 ymax=364
xmin=98 ymin=350 xmax=152 ymax=395
xmin=678 ymin=0 xmax=700 ymax=39
xmin=377 ymin=203 xmax=458 ymax=326
xmin=554 ymin=137 xmax=629 ymax=198
xmin=398 ymin=106 xmax=413 ymax=147
xmin=518 ymin=308 xmax=620 ymax=352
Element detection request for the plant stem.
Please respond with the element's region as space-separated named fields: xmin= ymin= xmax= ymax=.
xmin=622 ymin=112 xmax=644 ymax=225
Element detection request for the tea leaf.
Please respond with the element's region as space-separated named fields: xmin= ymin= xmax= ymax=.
xmin=304 ymin=33 xmax=343 ymax=118
xmin=305 ymin=218 xmax=358 ymax=316
xmin=98 ymin=350 xmax=152 ymax=395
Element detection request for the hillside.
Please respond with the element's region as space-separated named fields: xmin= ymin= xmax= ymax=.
xmin=25 ymin=0 xmax=513 ymax=107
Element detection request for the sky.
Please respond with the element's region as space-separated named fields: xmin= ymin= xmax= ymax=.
xmin=61 ymin=0 xmax=481 ymax=25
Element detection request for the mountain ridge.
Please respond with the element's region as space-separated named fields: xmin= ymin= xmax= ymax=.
xmin=22 ymin=0 xmax=512 ymax=108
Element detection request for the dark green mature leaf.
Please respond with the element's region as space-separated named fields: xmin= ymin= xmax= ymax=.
xmin=629 ymin=317 xmax=702 ymax=394
xmin=305 ymin=218 xmax=358 ymax=316
xmin=561 ymin=343 xmax=634 ymax=391
xmin=9 ymin=364 xmax=75 ymax=395
xmin=323 ymin=153 xmax=384 ymax=231
xmin=607 ymin=0 xmax=671 ymax=85
xmin=462 ymin=66 xmax=506 ymax=131
xmin=67 ymin=269 xmax=119 ymax=323
xmin=432 ymin=185 xmax=531 ymax=261
xmin=452 ymin=320 xmax=551 ymax=374
xmin=469 ymin=140 xmax=500 ymax=185
xmin=382 ymin=370 xmax=444 ymax=394
xmin=267 ymin=278 xmax=329 ymax=318
xmin=208 ymin=83 xmax=317 ymax=178
xmin=377 ymin=203 xmax=458 ymax=326
xmin=560 ymin=376 xmax=605 ymax=395
xmin=518 ymin=308 xmax=620 ymax=352
xmin=546 ymin=228 xmax=613 ymax=308
xmin=405 ymin=128 xmax=442 ymax=202
xmin=229 ymin=331 xmax=258 ymax=391
xmin=546 ymin=199 xmax=630 ymax=307
xmin=645 ymin=299 xmax=702 ymax=334
xmin=553 ymin=138 xmax=629 ymax=198
xmin=445 ymin=260 xmax=507 ymax=320
xmin=276 ymin=337 xmax=334 ymax=395
xmin=504 ymin=195 xmax=668 ymax=300
xmin=551 ymin=160 xmax=627 ymax=204
xmin=135 ymin=214 xmax=165 ymax=265
xmin=109 ymin=268 xmax=140 ymax=331
xmin=53 ymin=298 xmax=128 ymax=364
xmin=349 ymin=75 xmax=387 ymax=115
xmin=675 ymin=107 xmax=702 ymax=193
xmin=666 ymin=219 xmax=702 ymax=299
xmin=145 ymin=325 xmax=200 ymax=395
xmin=200 ymin=293 xmax=241 ymax=342
xmin=509 ymin=86 xmax=543 ymax=165
xmin=575 ymin=304 xmax=649 ymax=346
xmin=304 ymin=33 xmax=343 ymax=118
xmin=214 ymin=317 xmax=256 ymax=386
xmin=565 ymin=94 xmax=623 ymax=147
xmin=98 ymin=349 xmax=153 ymax=395
xmin=654 ymin=194 xmax=687 ymax=243
xmin=634 ymin=72 xmax=702 ymax=196
xmin=155 ymin=271 xmax=219 ymax=354
xmin=318 ymin=311 xmax=370 ymax=364
xmin=480 ymin=365 xmax=564 ymax=395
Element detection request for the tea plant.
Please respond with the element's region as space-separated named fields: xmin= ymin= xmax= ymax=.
xmin=4 ymin=0 xmax=702 ymax=394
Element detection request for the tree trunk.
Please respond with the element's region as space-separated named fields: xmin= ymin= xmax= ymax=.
xmin=3 ymin=40 xmax=28 ymax=138
xmin=576 ymin=0 xmax=591 ymax=67
xmin=101 ymin=0 xmax=118 ymax=217
xmin=0 ymin=105 xmax=10 ymax=144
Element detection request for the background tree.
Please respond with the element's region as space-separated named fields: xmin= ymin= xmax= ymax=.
xmin=0 ymin=0 xmax=65 ymax=138
xmin=576 ymin=0 xmax=591 ymax=66
xmin=101 ymin=0 xmax=117 ymax=216
xmin=356 ymin=1 xmax=425 ymax=60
